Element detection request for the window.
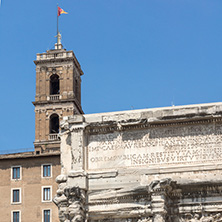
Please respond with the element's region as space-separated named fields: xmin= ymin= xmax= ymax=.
xmin=43 ymin=210 xmax=50 ymax=222
xmin=12 ymin=211 xmax=20 ymax=222
xmin=12 ymin=189 xmax=21 ymax=204
xmin=42 ymin=164 xmax=51 ymax=177
xmin=42 ymin=187 xmax=52 ymax=202
xmin=11 ymin=166 xmax=21 ymax=180
xmin=74 ymin=78 xmax=78 ymax=99
xmin=50 ymin=74 xmax=59 ymax=95
xmin=50 ymin=114 xmax=59 ymax=134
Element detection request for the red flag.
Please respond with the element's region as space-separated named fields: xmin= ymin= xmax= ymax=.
xmin=58 ymin=6 xmax=68 ymax=16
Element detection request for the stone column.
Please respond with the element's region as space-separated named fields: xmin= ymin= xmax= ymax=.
xmin=60 ymin=115 xmax=87 ymax=175
xmin=54 ymin=115 xmax=88 ymax=222
xmin=150 ymin=193 xmax=167 ymax=222
xmin=148 ymin=179 xmax=175 ymax=222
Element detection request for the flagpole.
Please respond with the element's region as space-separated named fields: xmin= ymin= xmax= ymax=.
xmin=57 ymin=4 xmax=59 ymax=45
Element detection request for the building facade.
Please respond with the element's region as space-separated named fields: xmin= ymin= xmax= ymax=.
xmin=0 ymin=151 xmax=60 ymax=222
xmin=0 ymin=40 xmax=84 ymax=222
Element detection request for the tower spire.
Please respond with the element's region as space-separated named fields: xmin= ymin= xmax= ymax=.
xmin=55 ymin=32 xmax=63 ymax=50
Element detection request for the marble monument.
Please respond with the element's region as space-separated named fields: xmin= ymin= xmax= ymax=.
xmin=54 ymin=102 xmax=222 ymax=222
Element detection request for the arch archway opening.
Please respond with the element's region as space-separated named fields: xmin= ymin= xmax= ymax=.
xmin=50 ymin=74 xmax=60 ymax=95
xmin=50 ymin=114 xmax=59 ymax=134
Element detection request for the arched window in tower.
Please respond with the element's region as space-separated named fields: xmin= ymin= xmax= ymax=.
xmin=50 ymin=114 xmax=59 ymax=134
xmin=50 ymin=74 xmax=60 ymax=95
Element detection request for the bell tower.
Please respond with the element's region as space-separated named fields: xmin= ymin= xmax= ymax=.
xmin=33 ymin=36 xmax=84 ymax=153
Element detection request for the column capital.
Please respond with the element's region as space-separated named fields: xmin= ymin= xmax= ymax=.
xmin=148 ymin=178 xmax=176 ymax=196
xmin=147 ymin=178 xmax=177 ymax=222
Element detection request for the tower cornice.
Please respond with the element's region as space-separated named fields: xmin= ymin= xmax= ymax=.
xmin=32 ymin=98 xmax=84 ymax=114
xmin=34 ymin=50 xmax=84 ymax=76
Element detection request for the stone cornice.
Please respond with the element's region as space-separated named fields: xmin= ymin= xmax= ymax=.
xmin=34 ymin=57 xmax=74 ymax=65
xmin=84 ymin=117 xmax=222 ymax=135
xmin=89 ymin=193 xmax=150 ymax=206
xmin=61 ymin=102 xmax=222 ymax=135
xmin=33 ymin=140 xmax=60 ymax=145
xmin=34 ymin=54 xmax=84 ymax=76
xmin=178 ymin=183 xmax=222 ymax=197
xmin=32 ymin=98 xmax=84 ymax=114
xmin=0 ymin=151 xmax=60 ymax=160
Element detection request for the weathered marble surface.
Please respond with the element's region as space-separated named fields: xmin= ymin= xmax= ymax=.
xmin=88 ymin=124 xmax=222 ymax=170
xmin=55 ymin=103 xmax=222 ymax=221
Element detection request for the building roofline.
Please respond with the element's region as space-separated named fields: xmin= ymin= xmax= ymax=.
xmin=83 ymin=101 xmax=222 ymax=118
xmin=0 ymin=151 xmax=60 ymax=160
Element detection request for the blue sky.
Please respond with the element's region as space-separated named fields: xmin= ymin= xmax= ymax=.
xmin=1 ymin=0 xmax=222 ymax=152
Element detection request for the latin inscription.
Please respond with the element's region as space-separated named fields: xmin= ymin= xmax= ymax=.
xmin=87 ymin=124 xmax=222 ymax=170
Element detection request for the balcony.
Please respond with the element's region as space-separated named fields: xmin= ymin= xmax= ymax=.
xmin=47 ymin=95 xmax=60 ymax=101
xmin=49 ymin=133 xmax=60 ymax=141
xmin=36 ymin=51 xmax=73 ymax=60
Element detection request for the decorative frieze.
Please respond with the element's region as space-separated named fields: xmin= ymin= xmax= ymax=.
xmin=179 ymin=212 xmax=222 ymax=222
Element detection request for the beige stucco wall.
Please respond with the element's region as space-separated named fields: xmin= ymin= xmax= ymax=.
xmin=0 ymin=154 xmax=60 ymax=222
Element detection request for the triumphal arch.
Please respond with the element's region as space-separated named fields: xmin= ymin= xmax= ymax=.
xmin=54 ymin=102 xmax=222 ymax=222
